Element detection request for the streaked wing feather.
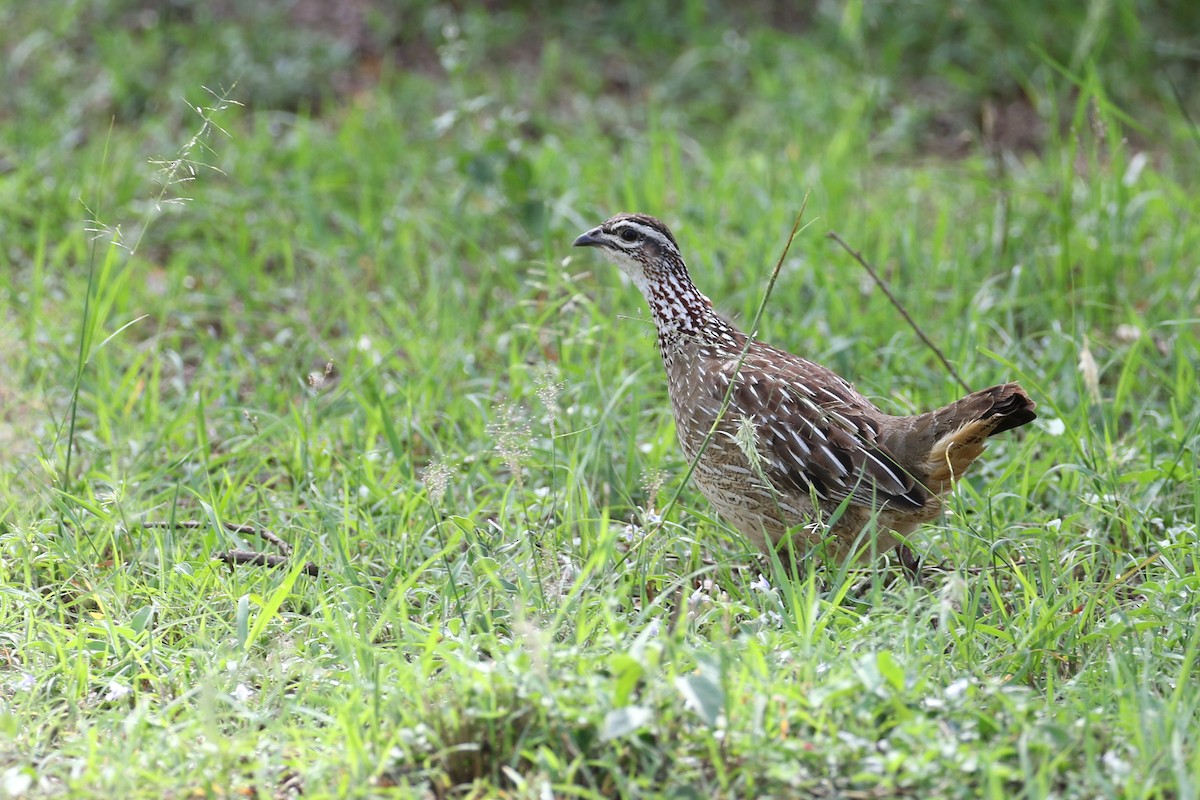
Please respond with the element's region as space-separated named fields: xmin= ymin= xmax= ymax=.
xmin=731 ymin=354 xmax=927 ymax=510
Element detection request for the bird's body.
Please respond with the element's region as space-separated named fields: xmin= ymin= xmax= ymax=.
xmin=574 ymin=212 xmax=1036 ymax=563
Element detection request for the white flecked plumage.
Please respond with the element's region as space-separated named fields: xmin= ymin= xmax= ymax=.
xmin=574 ymin=212 xmax=1037 ymax=564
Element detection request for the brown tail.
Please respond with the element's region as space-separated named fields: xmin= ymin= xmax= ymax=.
xmin=977 ymin=382 xmax=1039 ymax=436
xmin=908 ymin=382 xmax=1036 ymax=493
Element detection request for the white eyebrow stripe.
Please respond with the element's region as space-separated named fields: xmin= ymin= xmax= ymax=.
xmin=609 ymin=220 xmax=676 ymax=251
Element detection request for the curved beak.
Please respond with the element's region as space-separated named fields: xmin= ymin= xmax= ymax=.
xmin=573 ymin=228 xmax=603 ymax=248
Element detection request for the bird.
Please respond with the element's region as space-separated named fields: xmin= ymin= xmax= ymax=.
xmin=573 ymin=212 xmax=1036 ymax=565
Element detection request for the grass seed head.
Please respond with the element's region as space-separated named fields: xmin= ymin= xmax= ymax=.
xmin=423 ymin=459 xmax=453 ymax=508
xmin=535 ymin=363 xmax=564 ymax=435
xmin=488 ymin=403 xmax=532 ymax=488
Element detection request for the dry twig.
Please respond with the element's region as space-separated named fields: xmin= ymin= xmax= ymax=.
xmin=827 ymin=231 xmax=971 ymax=393
xmin=143 ymin=520 xmax=319 ymax=576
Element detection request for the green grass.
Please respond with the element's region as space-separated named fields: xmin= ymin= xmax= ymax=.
xmin=3 ymin=2 xmax=1200 ymax=797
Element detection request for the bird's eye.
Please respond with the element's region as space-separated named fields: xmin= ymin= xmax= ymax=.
xmin=619 ymin=228 xmax=641 ymax=243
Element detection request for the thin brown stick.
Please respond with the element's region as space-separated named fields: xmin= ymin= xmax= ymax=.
xmin=245 ymin=526 xmax=292 ymax=554
xmin=220 ymin=550 xmax=320 ymax=577
xmin=143 ymin=520 xmax=318 ymax=576
xmin=827 ymin=231 xmax=972 ymax=394
xmin=145 ymin=519 xmax=256 ymax=535
xmin=144 ymin=519 xmax=291 ymax=554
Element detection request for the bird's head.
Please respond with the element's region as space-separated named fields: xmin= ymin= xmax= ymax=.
xmin=572 ymin=213 xmax=685 ymax=294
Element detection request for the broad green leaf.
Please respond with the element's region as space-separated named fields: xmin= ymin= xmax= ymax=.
xmin=601 ymin=705 xmax=653 ymax=742
xmin=676 ymin=672 xmax=723 ymax=728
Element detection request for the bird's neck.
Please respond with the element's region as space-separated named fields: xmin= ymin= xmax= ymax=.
xmin=641 ymin=264 xmax=745 ymax=360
